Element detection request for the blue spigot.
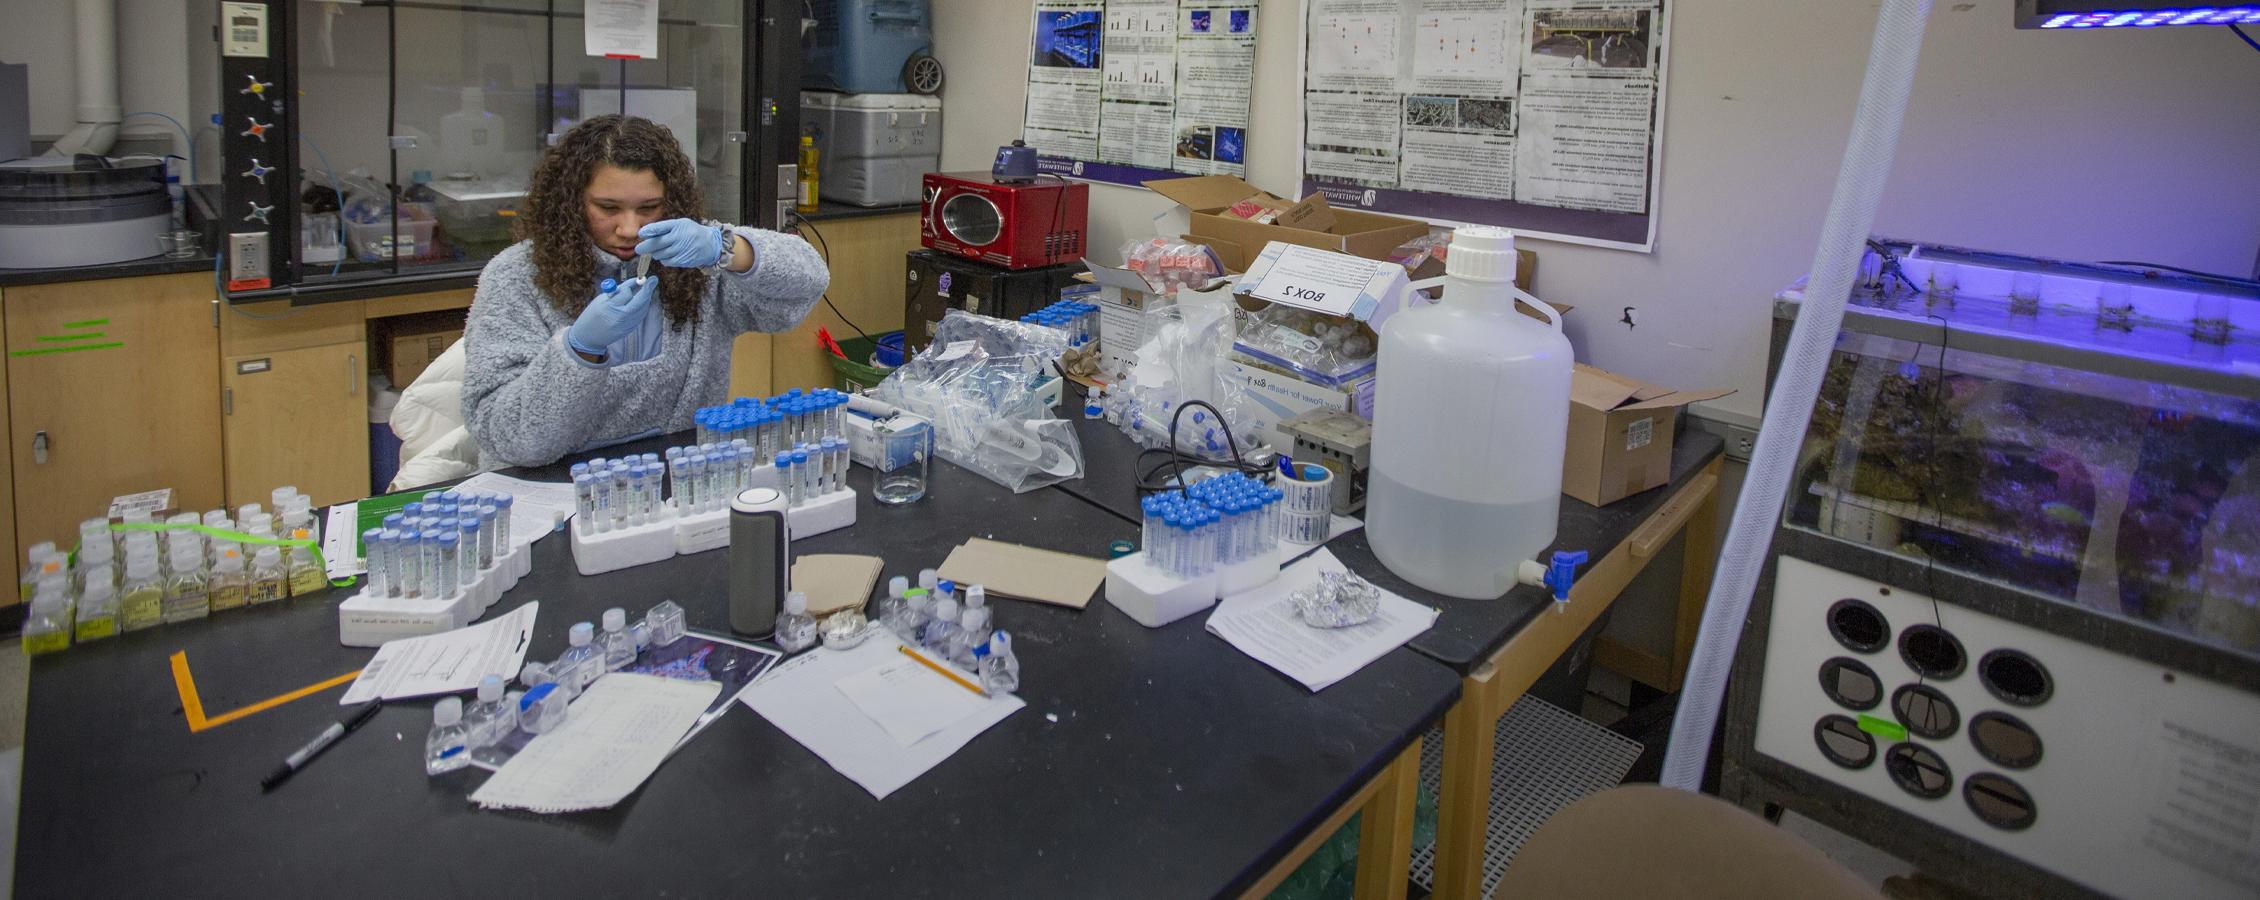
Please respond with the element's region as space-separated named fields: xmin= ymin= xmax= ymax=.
xmin=1545 ymin=550 xmax=1587 ymax=603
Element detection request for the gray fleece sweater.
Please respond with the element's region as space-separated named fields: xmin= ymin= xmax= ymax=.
xmin=462 ymin=227 xmax=828 ymax=468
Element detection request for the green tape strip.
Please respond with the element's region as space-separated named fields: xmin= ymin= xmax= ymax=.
xmin=96 ymin=521 xmax=355 ymax=588
xmin=1857 ymin=714 xmax=1908 ymax=742
xmin=11 ymin=341 xmax=125 ymax=358
xmin=36 ymin=332 xmax=107 ymax=343
xmin=62 ymin=318 xmax=109 ymax=328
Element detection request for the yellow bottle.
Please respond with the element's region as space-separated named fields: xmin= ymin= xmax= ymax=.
xmin=119 ymin=555 xmax=165 ymax=632
xmin=248 ymin=546 xmax=289 ymax=605
xmin=208 ymin=548 xmax=249 ymax=612
xmin=74 ymin=579 xmax=119 ymax=642
xmin=21 ymin=592 xmax=70 ymax=656
xmin=796 ymin=135 xmax=820 ymax=214
xmin=284 ymin=515 xmax=327 ymax=597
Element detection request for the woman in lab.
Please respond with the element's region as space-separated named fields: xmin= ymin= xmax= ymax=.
xmin=462 ymin=115 xmax=828 ymax=468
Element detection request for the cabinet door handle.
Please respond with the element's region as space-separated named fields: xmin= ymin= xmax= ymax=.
xmin=223 ymin=387 xmax=234 ymax=416
xmin=32 ymin=431 xmax=48 ymax=465
xmin=347 ymin=354 xmax=359 ymax=396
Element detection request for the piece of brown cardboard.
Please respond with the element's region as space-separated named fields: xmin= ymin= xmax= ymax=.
xmin=937 ymin=538 xmax=1108 ymax=609
xmin=789 ymin=554 xmax=884 ymax=616
xmin=387 ymin=327 xmax=462 ymax=387
xmin=1273 ymin=192 xmax=1337 ymax=232
xmin=1562 ymin=364 xmax=1735 ymax=507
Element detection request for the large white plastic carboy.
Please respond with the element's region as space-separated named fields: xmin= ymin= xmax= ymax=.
xmin=1366 ymin=227 xmax=1572 ymax=599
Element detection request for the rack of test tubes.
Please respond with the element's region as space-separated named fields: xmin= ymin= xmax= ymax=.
xmin=1105 ymin=472 xmax=1287 ymax=628
xmin=1017 ymin=299 xmax=1100 ymax=349
xmin=20 ymin=486 xmax=335 ymax=656
xmin=338 ymin=488 xmax=535 ymax=647
xmin=570 ymin=390 xmax=860 ymax=576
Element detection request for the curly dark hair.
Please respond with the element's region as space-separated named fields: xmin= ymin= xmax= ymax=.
xmin=517 ymin=115 xmax=708 ymax=327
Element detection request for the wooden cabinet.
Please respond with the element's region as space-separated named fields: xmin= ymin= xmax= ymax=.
xmin=219 ymin=299 xmax=372 ymax=510
xmin=2 ymin=273 xmax=223 ymax=561
xmin=222 ymin=343 xmax=372 ymax=509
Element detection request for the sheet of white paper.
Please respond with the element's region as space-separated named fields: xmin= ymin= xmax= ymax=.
xmin=340 ymin=603 xmax=539 ymax=705
xmin=322 ymin=502 xmax=362 ymax=579
xmin=470 ymin=674 xmax=717 ymax=813
xmin=1244 ymin=245 xmax=1385 ymax=318
xmin=835 ymin=653 xmax=993 ymax=747
xmin=454 ymin=472 xmax=576 ymax=549
xmin=742 ymin=632 xmax=1022 ymax=800
xmin=1205 ymin=548 xmax=1437 ymax=691
xmin=583 ymin=0 xmax=658 ymax=59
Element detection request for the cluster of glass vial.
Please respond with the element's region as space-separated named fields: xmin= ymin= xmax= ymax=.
xmin=1020 ymin=300 xmax=1098 ymax=347
xmin=571 ymin=453 xmax=669 ymax=530
xmin=1139 ymin=472 xmax=1285 ymax=578
xmin=361 ymin=488 xmax=515 ymax=604
xmin=21 ymin=486 xmax=326 ymax=656
xmin=693 ymin=387 xmax=851 ymax=457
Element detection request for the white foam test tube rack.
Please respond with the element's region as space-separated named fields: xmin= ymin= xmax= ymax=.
xmin=338 ymin=529 xmax=534 ymax=647
xmin=570 ymin=460 xmax=857 ymax=577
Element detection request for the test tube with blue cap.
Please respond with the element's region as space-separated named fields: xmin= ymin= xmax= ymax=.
xmin=775 ymin=452 xmax=796 ymax=505
xmin=362 ymin=528 xmax=387 ymax=596
xmin=475 ymin=504 xmax=498 ymax=569
xmin=792 ymin=448 xmax=813 ymax=502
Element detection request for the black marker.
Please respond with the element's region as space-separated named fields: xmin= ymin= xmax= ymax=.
xmin=261 ymin=701 xmax=383 ymax=792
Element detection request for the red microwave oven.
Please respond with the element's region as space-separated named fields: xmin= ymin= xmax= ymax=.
xmin=920 ymin=172 xmax=1089 ymax=270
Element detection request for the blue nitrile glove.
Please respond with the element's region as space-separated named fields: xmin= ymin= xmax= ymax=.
xmin=634 ymin=218 xmax=729 ymax=269
xmin=567 ymin=275 xmax=658 ymax=359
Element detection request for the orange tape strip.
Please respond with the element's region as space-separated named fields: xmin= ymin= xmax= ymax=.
xmin=170 ymin=651 xmax=362 ymax=733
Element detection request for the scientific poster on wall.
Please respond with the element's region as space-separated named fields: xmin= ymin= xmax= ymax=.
xmin=1022 ymin=0 xmax=1258 ymax=186
xmin=1300 ymin=0 xmax=1670 ymax=252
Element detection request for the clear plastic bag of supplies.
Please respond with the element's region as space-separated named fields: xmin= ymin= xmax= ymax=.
xmin=1230 ymin=304 xmax=1377 ymax=388
xmin=1122 ymin=237 xmax=1226 ymax=294
xmin=874 ymin=312 xmax=1083 ymax=493
xmin=1103 ymin=288 xmax=1267 ymax=455
xmin=927 ymin=307 xmax=1072 ymax=363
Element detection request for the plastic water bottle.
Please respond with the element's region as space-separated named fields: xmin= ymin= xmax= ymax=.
xmin=1367 ymin=226 xmax=1572 ymax=599
xmin=776 ymin=591 xmax=818 ymax=653
xmin=554 ymin=622 xmax=604 ymax=692
xmin=600 ymin=607 xmax=636 ymax=671
xmin=517 ymin=682 xmax=570 ymax=734
xmin=893 ymin=589 xmax=933 ymax=644
xmin=922 ymin=597 xmax=962 ymax=656
xmin=871 ymin=575 xmax=910 ymax=630
xmin=463 ymin=674 xmax=516 ymax=747
xmin=978 ymin=631 xmax=1021 ymax=694
xmin=951 ymin=605 xmax=991 ymax=670
xmin=426 ymin=697 xmax=471 ymax=775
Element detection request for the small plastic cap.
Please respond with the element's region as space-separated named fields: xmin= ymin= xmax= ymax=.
xmin=888 ymin=576 xmax=909 ymax=597
xmin=936 ymin=579 xmax=955 ymax=596
xmin=520 ymin=662 xmax=551 ymax=686
xmin=991 ymin=631 xmax=1012 ymax=654
xmin=602 ymin=608 xmax=626 ymax=630
xmin=784 ymin=591 xmax=808 ymax=614
xmin=434 ymin=696 xmax=463 ymax=725
xmin=966 ymin=585 xmax=986 ymax=607
xmin=1443 ymin=225 xmax=1518 ymax=283
xmin=478 ymin=674 xmax=504 ymax=701
xmin=570 ymin=622 xmax=594 ymax=646
xmin=962 ymin=607 xmax=987 ymax=629
xmin=918 ymin=569 xmax=939 ymax=589
xmin=932 ymin=598 xmax=958 ymax=620
xmin=254 ymin=546 xmax=282 ymax=565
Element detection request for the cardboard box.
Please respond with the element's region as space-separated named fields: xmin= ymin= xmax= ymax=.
xmin=1146 ymin=175 xmax=1429 ymax=273
xmin=1563 ymin=364 xmax=1733 ymax=507
xmin=381 ymin=314 xmax=465 ymax=388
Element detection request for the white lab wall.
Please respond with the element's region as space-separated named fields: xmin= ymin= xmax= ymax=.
xmin=0 ymin=0 xmax=196 ymax=164
xmin=933 ymin=0 xmax=2260 ymax=424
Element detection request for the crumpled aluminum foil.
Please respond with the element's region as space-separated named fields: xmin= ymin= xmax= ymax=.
xmin=1292 ymin=569 xmax=1381 ymax=628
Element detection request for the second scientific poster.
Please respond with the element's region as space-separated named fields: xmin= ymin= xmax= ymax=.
xmin=1023 ymin=0 xmax=1258 ymax=186
xmin=1302 ymin=0 xmax=1670 ymax=251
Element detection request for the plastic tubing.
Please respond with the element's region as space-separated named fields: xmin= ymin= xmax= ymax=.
xmin=1662 ymin=0 xmax=1932 ymax=791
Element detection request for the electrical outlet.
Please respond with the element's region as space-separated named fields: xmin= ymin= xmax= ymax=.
xmin=1726 ymin=424 xmax=1758 ymax=461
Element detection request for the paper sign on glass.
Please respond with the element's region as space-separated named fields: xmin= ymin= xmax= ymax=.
xmin=585 ymin=0 xmax=659 ymax=59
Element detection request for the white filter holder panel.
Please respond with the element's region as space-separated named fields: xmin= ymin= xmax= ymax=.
xmin=338 ymin=543 xmax=530 ymax=647
xmin=787 ymin=488 xmax=857 ymax=540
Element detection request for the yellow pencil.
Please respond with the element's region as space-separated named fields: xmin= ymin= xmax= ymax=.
xmin=898 ymin=644 xmax=988 ymax=697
